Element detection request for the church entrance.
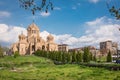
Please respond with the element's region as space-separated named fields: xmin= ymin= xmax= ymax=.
xmin=42 ymin=45 xmax=45 ymax=50
xmin=32 ymin=45 xmax=35 ymax=51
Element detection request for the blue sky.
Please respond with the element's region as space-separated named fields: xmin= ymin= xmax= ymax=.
xmin=0 ymin=0 xmax=111 ymax=35
xmin=0 ymin=0 xmax=120 ymax=48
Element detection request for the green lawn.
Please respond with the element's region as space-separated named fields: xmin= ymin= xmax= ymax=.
xmin=0 ymin=55 xmax=120 ymax=80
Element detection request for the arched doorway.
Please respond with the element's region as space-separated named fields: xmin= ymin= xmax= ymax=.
xmin=32 ymin=45 xmax=35 ymax=51
xmin=42 ymin=45 xmax=45 ymax=50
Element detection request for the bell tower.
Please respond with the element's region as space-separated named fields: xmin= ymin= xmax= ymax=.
xmin=18 ymin=32 xmax=27 ymax=55
xmin=27 ymin=23 xmax=40 ymax=38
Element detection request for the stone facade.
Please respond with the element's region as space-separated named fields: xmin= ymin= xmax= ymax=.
xmin=11 ymin=23 xmax=58 ymax=55
xmin=58 ymin=44 xmax=69 ymax=52
xmin=69 ymin=46 xmax=100 ymax=57
xmin=100 ymin=40 xmax=118 ymax=56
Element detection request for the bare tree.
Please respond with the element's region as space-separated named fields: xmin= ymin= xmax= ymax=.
xmin=19 ymin=0 xmax=53 ymax=15
xmin=106 ymin=0 xmax=120 ymax=19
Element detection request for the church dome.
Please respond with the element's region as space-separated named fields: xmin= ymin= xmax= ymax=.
xmin=19 ymin=33 xmax=26 ymax=39
xmin=27 ymin=23 xmax=39 ymax=31
xmin=47 ymin=34 xmax=54 ymax=41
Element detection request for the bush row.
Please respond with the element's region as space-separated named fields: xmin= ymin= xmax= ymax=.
xmin=79 ymin=63 xmax=120 ymax=71
xmin=34 ymin=47 xmax=97 ymax=64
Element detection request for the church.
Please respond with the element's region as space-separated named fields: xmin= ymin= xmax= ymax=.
xmin=11 ymin=23 xmax=58 ymax=55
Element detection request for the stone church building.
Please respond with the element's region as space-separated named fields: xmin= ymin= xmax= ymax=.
xmin=11 ymin=23 xmax=58 ymax=55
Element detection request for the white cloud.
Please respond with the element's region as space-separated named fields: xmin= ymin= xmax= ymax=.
xmin=0 ymin=11 xmax=11 ymax=18
xmin=1 ymin=17 xmax=120 ymax=49
xmin=53 ymin=17 xmax=120 ymax=48
xmin=83 ymin=17 xmax=120 ymax=48
xmin=40 ymin=31 xmax=50 ymax=41
xmin=89 ymin=0 xmax=99 ymax=3
xmin=54 ymin=7 xmax=61 ymax=10
xmin=86 ymin=17 xmax=105 ymax=26
xmin=72 ymin=6 xmax=77 ymax=10
xmin=0 ymin=24 xmax=26 ymax=46
xmin=40 ymin=12 xmax=50 ymax=17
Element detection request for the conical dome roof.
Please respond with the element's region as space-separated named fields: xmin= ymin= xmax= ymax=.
xmin=47 ymin=34 xmax=54 ymax=41
xmin=19 ymin=33 xmax=26 ymax=39
xmin=27 ymin=23 xmax=39 ymax=31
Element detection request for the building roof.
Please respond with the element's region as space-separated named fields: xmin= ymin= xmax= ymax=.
xmin=19 ymin=32 xmax=26 ymax=39
xmin=58 ymin=44 xmax=68 ymax=46
xmin=47 ymin=34 xmax=54 ymax=41
xmin=27 ymin=23 xmax=39 ymax=31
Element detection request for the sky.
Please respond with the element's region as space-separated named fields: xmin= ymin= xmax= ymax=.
xmin=0 ymin=0 xmax=120 ymax=49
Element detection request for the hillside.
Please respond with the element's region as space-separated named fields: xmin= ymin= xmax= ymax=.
xmin=0 ymin=55 xmax=120 ymax=80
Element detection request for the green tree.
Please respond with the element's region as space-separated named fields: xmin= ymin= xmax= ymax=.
xmin=58 ymin=51 xmax=62 ymax=62
xmin=93 ymin=55 xmax=97 ymax=62
xmin=53 ymin=51 xmax=57 ymax=61
xmin=62 ymin=52 xmax=66 ymax=63
xmin=0 ymin=45 xmax=3 ymax=57
xmin=89 ymin=52 xmax=93 ymax=61
xmin=83 ymin=47 xmax=90 ymax=62
xmin=66 ymin=52 xmax=72 ymax=63
xmin=107 ymin=51 xmax=112 ymax=62
xmin=34 ymin=50 xmax=41 ymax=56
xmin=76 ymin=52 xmax=82 ymax=63
xmin=72 ymin=51 xmax=77 ymax=63
xmin=14 ymin=51 xmax=20 ymax=58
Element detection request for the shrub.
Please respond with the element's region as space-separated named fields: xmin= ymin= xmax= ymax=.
xmin=72 ymin=51 xmax=77 ymax=63
xmin=83 ymin=47 xmax=90 ymax=62
xmin=107 ymin=51 xmax=112 ymax=62
xmin=93 ymin=55 xmax=97 ymax=62
xmin=66 ymin=52 xmax=72 ymax=63
xmin=62 ymin=52 xmax=66 ymax=63
xmin=14 ymin=51 xmax=20 ymax=58
xmin=89 ymin=52 xmax=93 ymax=61
xmin=0 ymin=45 xmax=3 ymax=58
xmin=76 ymin=52 xmax=82 ymax=63
xmin=58 ymin=51 xmax=62 ymax=62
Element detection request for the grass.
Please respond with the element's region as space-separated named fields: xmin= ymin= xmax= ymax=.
xmin=0 ymin=55 xmax=120 ymax=80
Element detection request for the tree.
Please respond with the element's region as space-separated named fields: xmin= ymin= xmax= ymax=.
xmin=19 ymin=0 xmax=53 ymax=15
xmin=0 ymin=45 xmax=3 ymax=57
xmin=76 ymin=52 xmax=82 ymax=63
xmin=93 ymin=55 xmax=97 ymax=62
xmin=66 ymin=52 xmax=72 ymax=63
xmin=58 ymin=51 xmax=62 ymax=62
xmin=14 ymin=51 xmax=20 ymax=58
xmin=62 ymin=52 xmax=66 ymax=63
xmin=107 ymin=0 xmax=120 ymax=19
xmin=19 ymin=0 xmax=120 ymax=20
xmin=83 ymin=47 xmax=90 ymax=62
xmin=72 ymin=51 xmax=77 ymax=63
xmin=89 ymin=52 xmax=93 ymax=61
xmin=107 ymin=51 xmax=112 ymax=62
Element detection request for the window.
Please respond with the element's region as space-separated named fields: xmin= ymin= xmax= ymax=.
xmin=34 ymin=30 xmax=36 ymax=33
xmin=32 ymin=30 xmax=36 ymax=33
